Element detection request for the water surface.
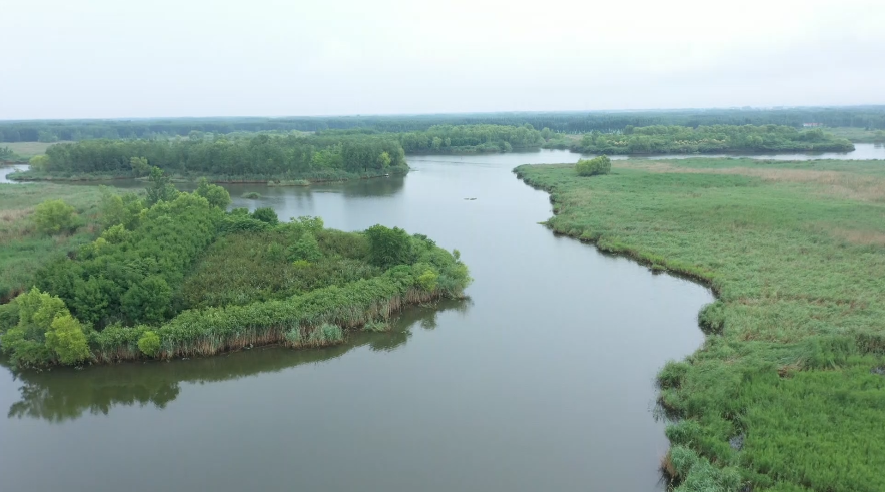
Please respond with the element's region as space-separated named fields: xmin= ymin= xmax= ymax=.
xmin=2 ymin=152 xmax=714 ymax=492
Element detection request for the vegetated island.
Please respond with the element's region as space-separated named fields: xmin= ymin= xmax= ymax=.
xmin=0 ymin=169 xmax=472 ymax=368
xmin=515 ymin=157 xmax=885 ymax=492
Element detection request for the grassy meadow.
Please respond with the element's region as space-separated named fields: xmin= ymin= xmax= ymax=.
xmin=827 ymin=127 xmax=885 ymax=143
xmin=515 ymin=157 xmax=885 ymax=492
xmin=0 ymin=183 xmax=104 ymax=302
xmin=2 ymin=141 xmax=72 ymax=159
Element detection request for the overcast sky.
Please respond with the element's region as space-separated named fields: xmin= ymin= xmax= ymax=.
xmin=2 ymin=0 xmax=884 ymax=119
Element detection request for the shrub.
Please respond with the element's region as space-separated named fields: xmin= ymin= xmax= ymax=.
xmin=252 ymin=207 xmax=279 ymax=225
xmin=575 ymin=155 xmax=611 ymax=176
xmin=196 ymin=178 xmax=232 ymax=209
xmin=33 ymin=199 xmax=78 ymax=234
xmin=44 ymin=314 xmax=91 ymax=365
xmin=137 ymin=331 xmax=161 ymax=357
xmin=365 ymin=224 xmax=414 ymax=269
xmin=286 ymin=232 xmax=322 ymax=263
xmin=241 ymin=191 xmax=262 ymax=199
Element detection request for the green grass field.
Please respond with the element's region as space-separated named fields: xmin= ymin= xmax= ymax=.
xmin=1 ymin=141 xmax=72 ymax=159
xmin=0 ymin=183 xmax=104 ymax=302
xmin=826 ymin=127 xmax=885 ymax=143
xmin=515 ymin=157 xmax=885 ymax=492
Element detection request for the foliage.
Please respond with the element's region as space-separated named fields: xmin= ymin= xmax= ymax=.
xmin=195 ymin=178 xmax=231 ymax=209
xmin=365 ymin=224 xmax=415 ymax=269
xmin=145 ymin=167 xmax=178 ymax=205
xmin=36 ymin=189 xmax=221 ymax=326
xmin=130 ymin=156 xmax=151 ymax=176
xmin=137 ymin=330 xmax=161 ymax=357
xmin=575 ymin=155 xmax=611 ymax=176
xmin=567 ymin=124 xmax=854 ymax=154
xmin=516 ymin=157 xmax=885 ymax=492
xmin=397 ymin=124 xmax=543 ymax=153
xmin=28 ymin=154 xmax=49 ymax=170
xmin=33 ymin=199 xmax=78 ymax=234
xmin=287 ymin=232 xmax=322 ymax=263
xmin=1 ymin=288 xmax=90 ymax=366
xmin=3 ymin=108 xmax=882 ymax=144
xmin=251 ymin=207 xmax=278 ymax=225
xmin=0 ymin=183 xmax=104 ymax=303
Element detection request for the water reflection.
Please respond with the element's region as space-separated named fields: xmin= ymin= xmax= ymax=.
xmin=4 ymin=301 xmax=468 ymax=423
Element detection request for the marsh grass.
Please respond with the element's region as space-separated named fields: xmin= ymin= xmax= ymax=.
xmin=516 ymin=157 xmax=885 ymax=492
xmin=0 ymin=183 xmax=103 ymax=302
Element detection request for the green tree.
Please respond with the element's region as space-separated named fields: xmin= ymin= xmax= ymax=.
xmin=378 ymin=151 xmax=391 ymax=169
xmin=122 ymin=276 xmax=172 ymax=324
xmin=196 ymin=178 xmax=231 ymax=209
xmin=146 ymin=167 xmax=178 ymax=205
xmin=130 ymin=156 xmax=151 ymax=177
xmin=44 ymin=314 xmax=91 ymax=365
xmin=28 ymin=154 xmax=49 ymax=170
xmin=365 ymin=224 xmax=414 ymax=269
xmin=286 ymin=232 xmax=322 ymax=263
xmin=575 ymin=155 xmax=612 ymax=176
xmin=33 ymin=199 xmax=78 ymax=234
xmin=252 ymin=207 xmax=279 ymax=225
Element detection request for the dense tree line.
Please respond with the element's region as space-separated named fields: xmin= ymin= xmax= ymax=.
xmin=35 ymin=133 xmax=407 ymax=179
xmin=567 ymin=125 xmax=854 ymax=154
xmin=397 ymin=124 xmax=544 ymax=153
xmin=3 ymin=106 xmax=884 ymax=143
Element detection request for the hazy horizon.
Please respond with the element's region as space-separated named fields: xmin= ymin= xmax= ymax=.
xmin=2 ymin=0 xmax=884 ymax=120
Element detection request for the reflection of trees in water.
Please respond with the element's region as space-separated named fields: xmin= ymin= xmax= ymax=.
xmin=341 ymin=175 xmax=405 ymax=198
xmin=3 ymin=299 xmax=469 ymax=422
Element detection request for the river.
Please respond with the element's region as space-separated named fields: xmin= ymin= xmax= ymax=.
xmin=1 ymin=145 xmax=883 ymax=492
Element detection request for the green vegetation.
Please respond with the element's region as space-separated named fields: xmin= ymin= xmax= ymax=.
xmin=397 ymin=124 xmax=544 ymax=153
xmin=2 ymin=107 xmax=884 ymax=143
xmin=241 ymin=191 xmax=262 ymax=199
xmin=827 ymin=127 xmax=885 ymax=143
xmin=9 ymin=133 xmax=408 ymax=182
xmin=515 ymin=157 xmax=885 ymax=492
xmin=575 ymin=155 xmax=611 ymax=176
xmin=0 ymin=169 xmax=471 ymax=367
xmin=0 ymin=183 xmax=105 ymax=303
xmin=563 ymin=125 xmax=854 ymax=154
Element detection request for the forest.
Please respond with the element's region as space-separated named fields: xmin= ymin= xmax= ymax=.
xmin=2 ymin=106 xmax=884 ymax=143
xmin=561 ymin=124 xmax=854 ymax=154
xmin=0 ymin=171 xmax=472 ymax=367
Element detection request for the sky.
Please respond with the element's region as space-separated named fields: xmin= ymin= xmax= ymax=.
xmin=2 ymin=0 xmax=884 ymax=119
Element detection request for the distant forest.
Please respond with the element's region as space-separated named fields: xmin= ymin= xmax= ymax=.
xmin=2 ymin=106 xmax=884 ymax=143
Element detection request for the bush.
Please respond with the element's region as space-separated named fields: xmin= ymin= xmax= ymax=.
xmin=1 ymin=288 xmax=90 ymax=367
xmin=286 ymin=232 xmax=322 ymax=263
xmin=365 ymin=224 xmax=414 ymax=269
xmin=137 ymin=331 xmax=161 ymax=357
xmin=252 ymin=207 xmax=279 ymax=225
xmin=575 ymin=155 xmax=612 ymax=176
xmin=33 ymin=199 xmax=78 ymax=234
xmin=44 ymin=314 xmax=91 ymax=365
xmin=196 ymin=178 xmax=231 ymax=209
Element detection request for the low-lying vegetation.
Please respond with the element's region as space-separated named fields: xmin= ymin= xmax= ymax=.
xmin=555 ymin=124 xmax=854 ymax=154
xmin=0 ymin=168 xmax=471 ymax=367
xmin=515 ymin=157 xmax=885 ymax=492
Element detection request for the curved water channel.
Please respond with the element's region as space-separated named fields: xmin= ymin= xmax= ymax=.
xmin=1 ymin=145 xmax=883 ymax=491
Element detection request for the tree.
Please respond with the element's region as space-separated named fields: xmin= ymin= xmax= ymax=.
xmin=377 ymin=151 xmax=391 ymax=169
xmin=575 ymin=155 xmax=612 ymax=176
xmin=286 ymin=232 xmax=322 ymax=263
xmin=130 ymin=156 xmax=151 ymax=177
xmin=121 ymin=275 xmax=172 ymax=324
xmin=252 ymin=207 xmax=278 ymax=225
xmin=28 ymin=154 xmax=49 ymax=170
xmin=33 ymin=199 xmax=77 ymax=234
xmin=196 ymin=178 xmax=231 ymax=209
xmin=365 ymin=224 xmax=414 ymax=269
xmin=138 ymin=331 xmax=161 ymax=357
xmin=44 ymin=314 xmax=91 ymax=365
xmin=146 ymin=167 xmax=178 ymax=205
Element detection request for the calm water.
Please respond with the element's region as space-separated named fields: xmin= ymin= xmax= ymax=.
xmin=6 ymin=143 xmax=878 ymax=492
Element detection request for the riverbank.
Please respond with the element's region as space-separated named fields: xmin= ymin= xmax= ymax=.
xmin=515 ymin=157 xmax=885 ymax=492
xmin=6 ymin=165 xmax=409 ymax=184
